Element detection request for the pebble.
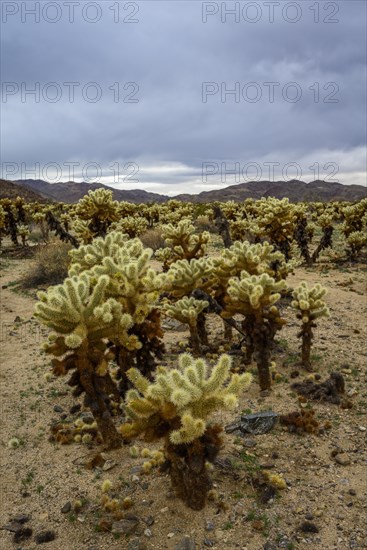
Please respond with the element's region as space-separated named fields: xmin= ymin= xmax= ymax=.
xmin=204 ymin=539 xmax=215 ymax=547
xmin=349 ymin=489 xmax=357 ymax=496
xmin=358 ymin=426 xmax=366 ymax=432
xmin=174 ymin=536 xmax=196 ymax=550
xmin=61 ymin=502 xmax=71 ymax=514
xmin=143 ymin=515 xmax=155 ymax=526
xmin=127 ymin=538 xmax=147 ymax=550
xmin=144 ymin=528 xmax=152 ymax=538
xmin=53 ymin=405 xmax=63 ymax=413
xmin=112 ymin=518 xmax=140 ymax=536
xmin=13 ymin=527 xmax=33 ymax=543
xmin=243 ymin=438 xmax=257 ymax=448
xmin=335 ymin=454 xmax=351 ymax=466
xmin=34 ymin=530 xmax=56 ymax=544
xmin=205 ymin=520 xmax=215 ymax=532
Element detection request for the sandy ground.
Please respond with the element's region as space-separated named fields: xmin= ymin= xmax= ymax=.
xmin=0 ymin=255 xmax=366 ymax=550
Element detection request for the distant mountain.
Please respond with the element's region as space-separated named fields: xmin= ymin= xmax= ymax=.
xmin=175 ymin=179 xmax=367 ymax=203
xmin=7 ymin=178 xmax=367 ymax=204
xmin=0 ymin=179 xmax=50 ymax=202
xmin=15 ymin=180 xmax=169 ymax=204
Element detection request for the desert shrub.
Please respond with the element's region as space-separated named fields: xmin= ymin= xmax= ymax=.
xmin=139 ymin=228 xmax=166 ymax=251
xmin=21 ymin=241 xmax=72 ymax=288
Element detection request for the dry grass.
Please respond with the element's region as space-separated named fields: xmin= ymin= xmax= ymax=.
xmin=21 ymin=240 xmax=72 ymax=288
xmin=140 ymin=228 xmax=166 ymax=251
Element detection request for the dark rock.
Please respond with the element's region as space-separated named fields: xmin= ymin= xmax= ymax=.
xmin=53 ymin=405 xmax=63 ymax=413
xmin=204 ymin=539 xmax=215 ymax=547
xmin=299 ymin=521 xmax=319 ymax=533
xmin=205 ymin=520 xmax=215 ymax=531
xmin=81 ymin=412 xmax=94 ymax=424
xmin=224 ymin=421 xmax=241 ymax=434
xmin=112 ymin=517 xmax=140 ymax=536
xmin=13 ymin=527 xmax=33 ymax=543
xmin=239 ymin=411 xmax=278 ymax=435
xmin=143 ymin=515 xmax=155 ymax=526
xmin=305 ymin=513 xmax=314 ymax=520
xmin=175 ymin=536 xmax=196 ymax=550
xmin=34 ymin=530 xmax=56 ymax=544
xmin=335 ymin=454 xmax=351 ymax=466
xmin=263 ymin=543 xmax=277 ymax=550
xmin=12 ymin=514 xmax=30 ymax=524
xmin=243 ymin=438 xmax=257 ymax=448
xmin=348 ymin=489 xmax=356 ymax=496
xmin=61 ymin=502 xmax=71 ymax=514
xmin=14 ymin=316 xmax=22 ymax=323
xmin=127 ymin=538 xmax=147 ymax=550
xmin=69 ymin=404 xmax=81 ymax=414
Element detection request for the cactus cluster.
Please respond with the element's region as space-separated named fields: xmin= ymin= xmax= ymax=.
xmin=121 ymin=353 xmax=251 ymax=508
xmin=291 ymin=282 xmax=330 ymax=371
xmin=224 ymin=272 xmax=287 ymax=388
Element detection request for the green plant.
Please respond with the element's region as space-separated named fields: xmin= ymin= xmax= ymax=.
xmin=120 ymin=353 xmax=252 ymax=510
xmin=291 ymin=282 xmax=330 ymax=371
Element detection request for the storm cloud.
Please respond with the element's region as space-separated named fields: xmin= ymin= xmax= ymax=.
xmin=1 ymin=0 xmax=366 ymax=194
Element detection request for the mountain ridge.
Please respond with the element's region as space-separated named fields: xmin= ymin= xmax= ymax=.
xmin=1 ymin=178 xmax=366 ymax=204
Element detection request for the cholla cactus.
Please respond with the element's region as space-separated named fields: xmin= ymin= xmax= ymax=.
xmin=291 ymin=282 xmax=330 ymax=371
xmin=17 ymin=224 xmax=30 ymax=247
xmin=75 ymin=188 xmax=119 ymax=238
xmin=311 ymin=212 xmax=334 ymax=263
xmin=70 ymin=233 xmax=167 ymax=392
xmin=163 ymin=297 xmax=209 ymax=354
xmin=111 ymin=216 xmax=148 ymax=238
xmin=345 ymin=231 xmax=367 ymax=261
xmin=0 ymin=205 xmax=6 ymax=246
xmin=166 ymin=257 xmax=214 ymax=299
xmin=251 ymin=198 xmax=297 ymax=260
xmin=293 ymin=207 xmax=312 ymax=266
xmin=71 ymin=219 xmax=93 ymax=244
xmin=120 ymin=353 xmax=252 ymax=509
xmin=35 ymin=272 xmax=137 ymax=448
xmin=224 ymin=272 xmax=287 ymax=389
xmin=156 ymin=219 xmax=210 ymax=270
xmin=341 ymin=199 xmax=367 ymax=237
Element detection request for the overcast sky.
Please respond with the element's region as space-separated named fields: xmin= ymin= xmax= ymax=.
xmin=1 ymin=0 xmax=366 ymax=195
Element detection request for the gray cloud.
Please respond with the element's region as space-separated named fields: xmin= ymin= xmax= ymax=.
xmin=1 ymin=1 xmax=366 ymax=194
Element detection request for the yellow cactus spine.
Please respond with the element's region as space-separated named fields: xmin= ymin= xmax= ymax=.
xmin=120 ymin=353 xmax=251 ymax=509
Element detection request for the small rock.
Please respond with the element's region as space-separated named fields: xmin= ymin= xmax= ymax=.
xmin=349 ymin=489 xmax=357 ymax=496
xmin=299 ymin=521 xmax=319 ymax=533
xmin=243 ymin=438 xmax=257 ymax=448
xmin=13 ymin=527 xmax=33 ymax=543
xmin=263 ymin=543 xmax=277 ymax=550
xmin=335 ymin=454 xmax=351 ymax=466
xmin=69 ymin=404 xmax=81 ymax=414
xmin=81 ymin=412 xmax=94 ymax=424
xmin=143 ymin=516 xmax=155 ymax=526
xmin=167 ymin=532 xmax=175 ymax=538
xmin=12 ymin=515 xmax=30 ymax=524
xmin=239 ymin=411 xmax=278 ymax=435
xmin=53 ymin=405 xmax=63 ymax=413
xmin=127 ymin=538 xmax=147 ymax=550
xmin=305 ymin=513 xmax=314 ymax=520
xmin=61 ymin=502 xmax=71 ymax=514
xmin=34 ymin=530 xmax=56 ymax=544
xmin=14 ymin=316 xmax=22 ymax=323
xmin=144 ymin=528 xmax=152 ymax=538
xmin=204 ymin=539 xmax=215 ymax=547
xmin=112 ymin=518 xmax=140 ymax=536
xmin=259 ymin=390 xmax=271 ymax=397
xmin=174 ymin=536 xmax=196 ymax=550
xmin=358 ymin=426 xmax=366 ymax=432
xmin=131 ymin=475 xmax=140 ymax=482
xmin=205 ymin=520 xmax=215 ymax=531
